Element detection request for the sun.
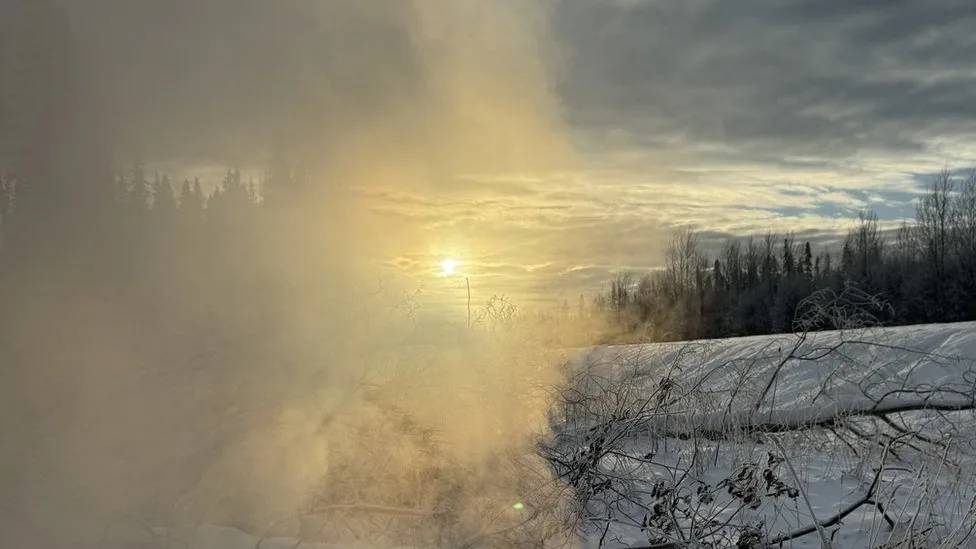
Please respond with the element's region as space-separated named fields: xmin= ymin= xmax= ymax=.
xmin=439 ymin=258 xmax=458 ymax=276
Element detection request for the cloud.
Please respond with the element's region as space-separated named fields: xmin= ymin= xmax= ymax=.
xmin=8 ymin=0 xmax=975 ymax=304
xmin=552 ymin=0 xmax=976 ymax=205
xmin=555 ymin=0 xmax=976 ymax=158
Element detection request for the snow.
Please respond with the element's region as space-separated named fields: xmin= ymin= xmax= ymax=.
xmin=563 ymin=321 xmax=976 ymax=548
xmin=576 ymin=321 xmax=976 ymax=410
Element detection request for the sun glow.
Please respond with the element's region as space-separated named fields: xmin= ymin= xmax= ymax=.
xmin=439 ymin=258 xmax=458 ymax=276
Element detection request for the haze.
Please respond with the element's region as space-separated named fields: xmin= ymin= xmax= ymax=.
xmin=3 ymin=1 xmax=976 ymax=548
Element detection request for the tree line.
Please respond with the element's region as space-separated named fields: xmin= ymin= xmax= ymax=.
xmin=0 ymin=157 xmax=322 ymax=346
xmin=595 ymin=169 xmax=976 ymax=342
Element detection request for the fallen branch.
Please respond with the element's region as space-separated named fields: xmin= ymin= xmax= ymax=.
xmin=768 ymin=435 xmax=832 ymax=548
xmin=767 ymin=435 xmax=904 ymax=547
xmin=644 ymin=397 xmax=976 ymax=441
xmin=766 ymin=475 xmax=885 ymax=546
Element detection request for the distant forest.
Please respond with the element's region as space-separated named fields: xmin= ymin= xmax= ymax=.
xmin=0 ymin=160 xmax=318 ymax=344
xmin=596 ymin=169 xmax=976 ymax=342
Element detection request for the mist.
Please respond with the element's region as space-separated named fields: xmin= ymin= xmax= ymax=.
xmin=0 ymin=1 xmax=581 ymax=547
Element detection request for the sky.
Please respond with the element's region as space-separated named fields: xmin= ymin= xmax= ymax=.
xmin=368 ymin=0 xmax=976 ymax=306
xmin=7 ymin=0 xmax=976 ymax=308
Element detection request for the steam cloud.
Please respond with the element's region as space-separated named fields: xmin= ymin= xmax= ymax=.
xmin=0 ymin=1 xmax=576 ymax=547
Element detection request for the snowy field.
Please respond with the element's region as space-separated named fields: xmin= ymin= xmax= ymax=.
xmin=551 ymin=321 xmax=976 ymax=548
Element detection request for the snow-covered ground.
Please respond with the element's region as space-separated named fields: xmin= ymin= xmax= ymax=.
xmin=558 ymin=321 xmax=976 ymax=548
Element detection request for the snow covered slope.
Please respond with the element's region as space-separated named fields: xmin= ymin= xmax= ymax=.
xmin=576 ymin=321 xmax=976 ymax=413
xmin=557 ymin=321 xmax=976 ymax=548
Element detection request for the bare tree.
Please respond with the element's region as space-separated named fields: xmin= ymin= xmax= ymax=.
xmin=842 ymin=210 xmax=885 ymax=292
xmin=662 ymin=228 xmax=703 ymax=303
xmin=916 ymin=170 xmax=955 ymax=305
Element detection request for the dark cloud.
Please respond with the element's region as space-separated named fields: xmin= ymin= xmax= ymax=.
xmin=554 ymin=0 xmax=976 ymax=161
